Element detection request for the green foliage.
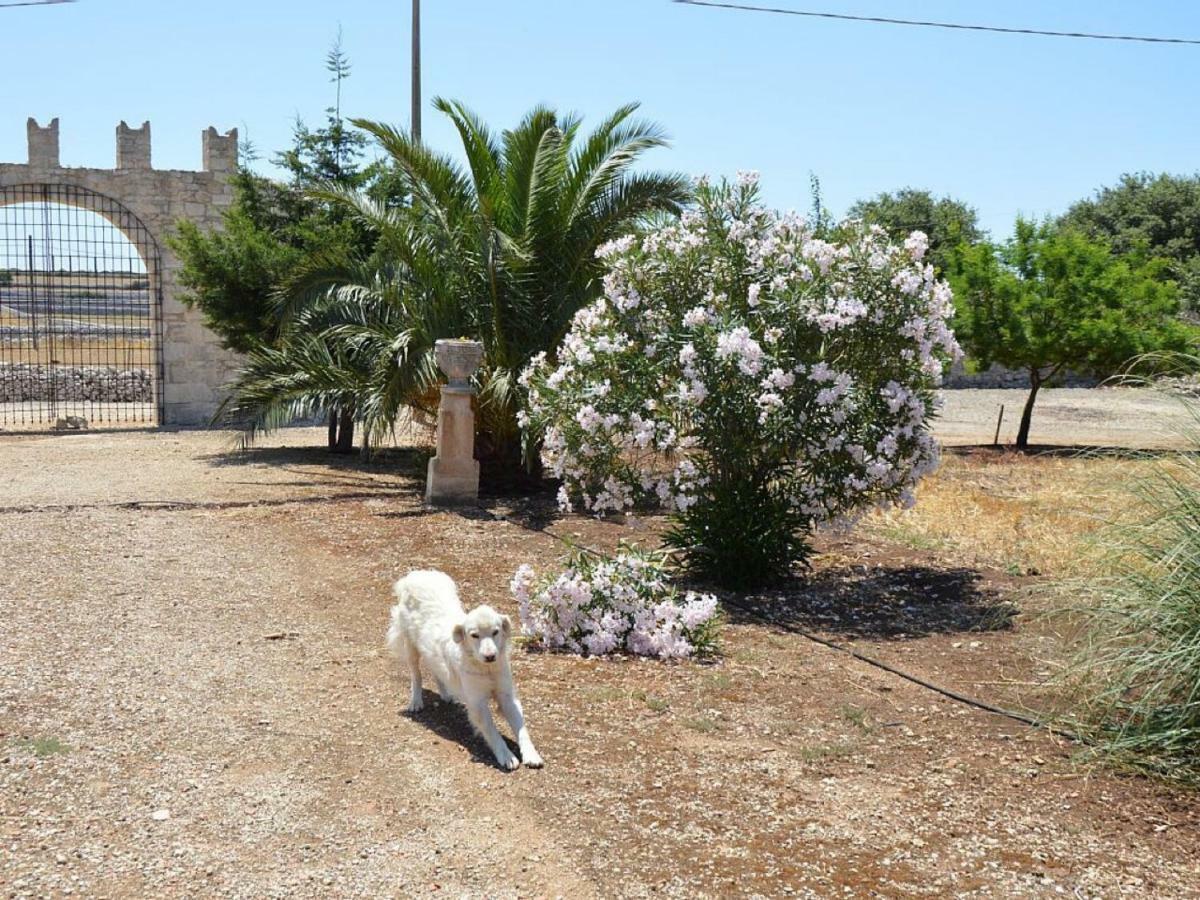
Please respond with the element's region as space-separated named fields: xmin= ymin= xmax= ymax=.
xmin=0 ymin=269 xmax=12 ymax=287
xmin=169 ymin=33 xmax=402 ymax=356
xmin=217 ymin=250 xmax=457 ymax=445
xmin=223 ymin=99 xmax=690 ymax=460
xmin=848 ymin=188 xmax=983 ymax=273
xmin=358 ymin=99 xmax=691 ymax=461
xmin=170 ymin=185 xmax=303 ymax=354
xmin=808 ymin=173 xmax=834 ymax=238
xmin=664 ymin=475 xmax=813 ymax=590
xmin=170 ymin=35 xmax=407 ymax=457
xmin=1066 ymin=378 xmax=1200 ymax=782
xmin=948 ymin=219 xmax=1192 ymax=446
xmin=1062 ymin=172 xmax=1200 ymax=312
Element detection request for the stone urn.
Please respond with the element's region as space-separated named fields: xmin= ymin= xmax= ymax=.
xmin=434 ymin=339 xmax=484 ymax=390
xmin=425 ymin=339 xmax=484 ymax=505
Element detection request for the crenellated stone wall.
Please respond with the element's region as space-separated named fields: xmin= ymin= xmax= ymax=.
xmin=0 ymin=118 xmax=240 ymax=426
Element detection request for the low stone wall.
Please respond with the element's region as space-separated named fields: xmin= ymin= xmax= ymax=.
xmin=1159 ymin=375 xmax=1200 ymax=398
xmin=0 ymin=363 xmax=153 ymax=402
xmin=944 ymin=361 xmax=1098 ymax=389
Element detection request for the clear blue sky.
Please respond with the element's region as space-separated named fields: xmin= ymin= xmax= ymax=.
xmin=3 ymin=0 xmax=1200 ymax=237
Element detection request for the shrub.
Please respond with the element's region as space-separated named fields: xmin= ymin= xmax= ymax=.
xmin=1066 ymin=371 xmax=1200 ymax=781
xmin=520 ymin=174 xmax=960 ymax=587
xmin=510 ymin=546 xmax=720 ymax=659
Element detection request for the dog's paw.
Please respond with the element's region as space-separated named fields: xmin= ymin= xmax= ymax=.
xmin=522 ymin=750 xmax=544 ymax=769
xmin=496 ymin=749 xmax=521 ymax=771
xmin=405 ymin=697 xmax=424 ymax=714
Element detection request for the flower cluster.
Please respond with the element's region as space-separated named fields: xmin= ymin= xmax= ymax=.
xmin=520 ymin=174 xmax=961 ymax=583
xmin=510 ymin=547 xmax=720 ymax=660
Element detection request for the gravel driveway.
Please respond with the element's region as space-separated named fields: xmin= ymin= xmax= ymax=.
xmin=3 ymin=427 xmax=1199 ymax=898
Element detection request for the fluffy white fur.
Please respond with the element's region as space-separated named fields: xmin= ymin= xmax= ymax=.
xmin=386 ymin=570 xmax=543 ymax=770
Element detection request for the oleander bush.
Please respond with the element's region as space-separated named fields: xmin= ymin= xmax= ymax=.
xmin=520 ymin=173 xmax=960 ymax=587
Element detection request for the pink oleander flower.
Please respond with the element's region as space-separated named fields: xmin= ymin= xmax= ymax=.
xmin=513 ymin=547 xmax=721 ymax=660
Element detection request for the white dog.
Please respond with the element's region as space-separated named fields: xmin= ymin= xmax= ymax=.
xmin=386 ymin=570 xmax=543 ymax=770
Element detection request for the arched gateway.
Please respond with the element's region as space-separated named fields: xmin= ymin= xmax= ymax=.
xmin=0 ymin=118 xmax=240 ymax=427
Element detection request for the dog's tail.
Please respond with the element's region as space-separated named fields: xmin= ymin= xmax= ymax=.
xmin=384 ymin=576 xmax=410 ymax=658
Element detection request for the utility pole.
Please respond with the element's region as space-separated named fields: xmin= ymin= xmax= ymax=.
xmin=411 ymin=0 xmax=422 ymax=142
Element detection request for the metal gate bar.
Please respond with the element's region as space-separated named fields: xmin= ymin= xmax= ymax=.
xmin=0 ymin=183 xmax=164 ymax=427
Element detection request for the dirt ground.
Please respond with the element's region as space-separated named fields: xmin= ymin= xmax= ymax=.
xmin=2 ymin=423 xmax=1200 ymax=898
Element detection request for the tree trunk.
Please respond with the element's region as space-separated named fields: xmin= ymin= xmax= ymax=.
xmin=327 ymin=409 xmax=338 ymax=450
xmin=334 ymin=409 xmax=356 ymax=454
xmin=1015 ymin=373 xmax=1041 ymax=449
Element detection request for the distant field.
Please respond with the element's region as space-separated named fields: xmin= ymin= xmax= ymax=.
xmin=0 ymin=271 xmax=148 ymax=291
xmin=0 ymin=275 xmax=156 ymax=370
xmin=0 ymin=333 xmax=153 ymax=368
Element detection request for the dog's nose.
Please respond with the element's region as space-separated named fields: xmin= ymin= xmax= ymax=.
xmin=483 ymin=652 xmax=497 ymax=662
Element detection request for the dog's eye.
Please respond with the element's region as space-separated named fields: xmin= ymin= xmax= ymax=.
xmin=469 ymin=632 xmax=479 ymax=639
xmin=491 ymin=628 xmax=499 ymax=637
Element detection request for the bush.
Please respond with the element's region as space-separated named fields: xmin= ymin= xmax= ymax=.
xmin=521 ymin=174 xmax=960 ymax=587
xmin=1067 ymin=374 xmax=1200 ymax=781
xmin=510 ymin=546 xmax=720 ymax=660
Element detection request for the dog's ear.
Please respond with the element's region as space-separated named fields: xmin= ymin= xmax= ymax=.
xmin=500 ymin=615 xmax=512 ymax=636
xmin=452 ymin=624 xmax=466 ymax=644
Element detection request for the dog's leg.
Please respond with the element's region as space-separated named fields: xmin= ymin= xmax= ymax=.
xmin=397 ymin=640 xmax=424 ymax=713
xmin=467 ymin=700 xmax=519 ymax=771
xmin=498 ymin=691 xmax=543 ymax=768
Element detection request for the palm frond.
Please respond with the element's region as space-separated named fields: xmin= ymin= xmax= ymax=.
xmin=234 ymin=103 xmax=688 ymax=467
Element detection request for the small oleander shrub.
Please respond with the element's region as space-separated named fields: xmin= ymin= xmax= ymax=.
xmin=510 ymin=546 xmax=720 ymax=660
xmin=520 ymin=173 xmax=960 ymax=588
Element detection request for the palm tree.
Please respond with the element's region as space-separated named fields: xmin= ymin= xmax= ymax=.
xmin=221 ymin=99 xmax=690 ymax=470
xmin=218 ymin=221 xmax=469 ymax=450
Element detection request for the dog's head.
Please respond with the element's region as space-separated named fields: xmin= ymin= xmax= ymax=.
xmin=452 ymin=605 xmax=511 ymax=665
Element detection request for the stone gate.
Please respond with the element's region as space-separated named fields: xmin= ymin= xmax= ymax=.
xmin=0 ymin=118 xmax=240 ymax=426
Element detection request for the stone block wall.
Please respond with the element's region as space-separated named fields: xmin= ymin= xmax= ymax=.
xmin=0 ymin=118 xmax=241 ymax=426
xmin=944 ymin=359 xmax=1099 ymax=389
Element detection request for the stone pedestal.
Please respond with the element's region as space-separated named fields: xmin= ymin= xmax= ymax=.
xmin=425 ymin=339 xmax=484 ymax=505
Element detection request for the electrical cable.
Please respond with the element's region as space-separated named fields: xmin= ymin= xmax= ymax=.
xmin=672 ymin=0 xmax=1200 ymax=47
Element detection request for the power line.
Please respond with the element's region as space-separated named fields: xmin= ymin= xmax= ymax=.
xmin=0 ymin=0 xmax=75 ymax=7
xmin=672 ymin=0 xmax=1200 ymax=46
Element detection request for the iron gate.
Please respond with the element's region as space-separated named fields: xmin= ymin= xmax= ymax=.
xmin=0 ymin=183 xmax=164 ymax=428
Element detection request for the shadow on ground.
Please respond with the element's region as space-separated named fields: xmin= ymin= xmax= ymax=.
xmin=724 ymin=565 xmax=1017 ymax=640
xmin=201 ymin=444 xmax=431 ymax=474
xmin=201 ymin=446 xmax=431 ymax=496
xmin=401 ymin=690 xmax=520 ymax=771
